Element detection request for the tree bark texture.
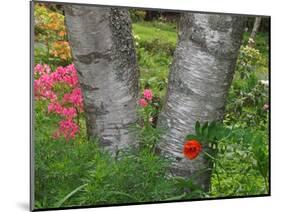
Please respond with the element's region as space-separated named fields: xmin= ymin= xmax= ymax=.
xmin=64 ymin=6 xmax=139 ymax=153
xmin=157 ymin=13 xmax=245 ymax=191
xmin=250 ymin=17 xmax=262 ymax=39
xmin=249 ymin=17 xmax=262 ymax=47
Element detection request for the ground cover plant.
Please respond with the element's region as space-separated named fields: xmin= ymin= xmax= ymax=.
xmin=33 ymin=3 xmax=270 ymax=210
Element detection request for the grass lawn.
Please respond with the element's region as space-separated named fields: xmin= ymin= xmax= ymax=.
xmin=132 ymin=21 xmax=178 ymax=45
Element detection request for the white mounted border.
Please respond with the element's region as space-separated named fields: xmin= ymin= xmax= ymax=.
xmin=37 ymin=0 xmax=271 ymax=16
xmin=1 ymin=0 xmax=280 ymax=212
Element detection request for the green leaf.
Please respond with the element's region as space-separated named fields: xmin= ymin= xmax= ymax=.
xmin=202 ymin=122 xmax=209 ymax=138
xmin=106 ymin=191 xmax=139 ymax=201
xmin=208 ymin=121 xmax=216 ymax=130
xmin=185 ymin=134 xmax=200 ymax=141
xmin=54 ymin=183 xmax=88 ymax=207
xmin=195 ymin=121 xmax=201 ymax=136
xmin=208 ymin=121 xmax=216 ymax=139
xmin=164 ymin=193 xmax=186 ymax=201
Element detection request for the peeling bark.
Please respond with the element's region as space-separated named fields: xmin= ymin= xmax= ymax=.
xmin=64 ymin=6 xmax=139 ymax=153
xmin=157 ymin=13 xmax=245 ymax=191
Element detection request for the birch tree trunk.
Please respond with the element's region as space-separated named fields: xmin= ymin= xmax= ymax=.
xmin=64 ymin=6 xmax=139 ymax=154
xmin=157 ymin=13 xmax=245 ymax=191
xmin=249 ymin=17 xmax=262 ymax=47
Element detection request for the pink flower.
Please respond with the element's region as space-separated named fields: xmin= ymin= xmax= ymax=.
xmin=48 ymin=102 xmax=62 ymax=114
xmin=43 ymin=90 xmax=57 ymax=101
xmin=52 ymin=119 xmax=79 ymax=140
xmin=43 ymin=64 xmax=51 ymax=74
xmin=63 ymin=88 xmax=83 ymax=110
xmin=34 ymin=64 xmax=44 ymax=76
xmin=39 ymin=74 xmax=53 ymax=91
xmin=50 ymin=71 xmax=60 ymax=82
xmin=61 ymin=107 xmax=77 ymax=119
xmin=34 ymin=64 xmax=51 ymax=76
xmin=143 ymin=89 xmax=153 ymax=101
xmin=34 ymin=63 xmax=84 ymax=142
xmin=57 ymin=119 xmax=79 ymax=140
xmin=139 ymin=98 xmax=148 ymax=107
xmin=50 ymin=64 xmax=79 ymax=87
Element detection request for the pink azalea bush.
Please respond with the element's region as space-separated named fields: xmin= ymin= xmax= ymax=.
xmin=34 ymin=63 xmax=83 ymax=141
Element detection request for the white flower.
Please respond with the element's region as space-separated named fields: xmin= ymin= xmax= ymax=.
xmin=260 ymin=80 xmax=269 ymax=86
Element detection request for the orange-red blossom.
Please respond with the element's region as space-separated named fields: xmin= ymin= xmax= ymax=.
xmin=183 ymin=140 xmax=202 ymax=160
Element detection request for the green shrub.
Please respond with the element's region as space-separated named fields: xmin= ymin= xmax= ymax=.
xmin=243 ymin=32 xmax=269 ymax=58
xmin=130 ymin=9 xmax=146 ymax=22
xmin=34 ymin=100 xmax=91 ymax=208
xmin=138 ymin=38 xmax=176 ymax=56
xmin=185 ymin=121 xmax=269 ymax=197
xmin=225 ymin=43 xmax=268 ymax=130
xmin=34 ymin=97 xmax=207 ymax=209
xmin=236 ymin=45 xmax=266 ymax=79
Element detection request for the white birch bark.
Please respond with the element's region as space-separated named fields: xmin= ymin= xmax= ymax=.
xmin=249 ymin=17 xmax=262 ymax=47
xmin=64 ymin=6 xmax=139 ymax=153
xmin=250 ymin=17 xmax=262 ymax=39
xmin=157 ymin=13 xmax=245 ymax=191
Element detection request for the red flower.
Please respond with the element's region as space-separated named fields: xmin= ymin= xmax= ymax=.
xmin=183 ymin=140 xmax=202 ymax=160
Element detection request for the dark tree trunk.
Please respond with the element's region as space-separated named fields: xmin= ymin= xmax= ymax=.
xmin=64 ymin=6 xmax=139 ymax=154
xmin=144 ymin=10 xmax=160 ymax=21
xmin=157 ymin=13 xmax=246 ymax=191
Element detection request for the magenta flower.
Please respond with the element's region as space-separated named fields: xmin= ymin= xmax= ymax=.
xmin=61 ymin=107 xmax=77 ymax=119
xmin=63 ymin=88 xmax=83 ymax=111
xmin=55 ymin=119 xmax=79 ymax=141
xmin=48 ymin=102 xmax=62 ymax=114
xmin=34 ymin=63 xmax=84 ymax=141
xmin=143 ymin=89 xmax=153 ymax=101
xmin=34 ymin=64 xmax=51 ymax=76
xmin=139 ymin=98 xmax=148 ymax=107
xmin=34 ymin=64 xmax=44 ymax=76
xmin=43 ymin=90 xmax=57 ymax=101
